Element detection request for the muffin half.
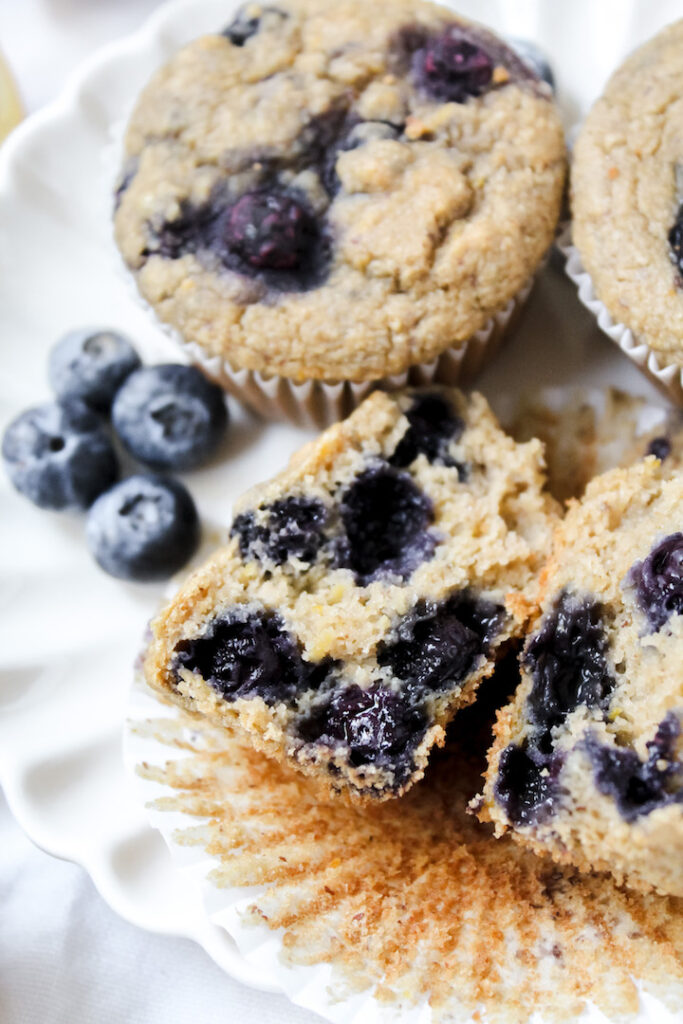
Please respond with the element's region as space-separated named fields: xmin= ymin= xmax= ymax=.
xmin=144 ymin=387 xmax=558 ymax=800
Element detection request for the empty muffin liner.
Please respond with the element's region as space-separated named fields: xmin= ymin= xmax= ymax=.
xmin=558 ymin=225 xmax=683 ymax=407
xmin=125 ymin=664 xmax=682 ymax=1024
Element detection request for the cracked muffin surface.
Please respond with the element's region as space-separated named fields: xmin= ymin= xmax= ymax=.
xmin=143 ymin=387 xmax=558 ymax=801
xmin=478 ymin=459 xmax=683 ymax=896
xmin=114 ymin=0 xmax=565 ymax=382
xmin=572 ymin=19 xmax=683 ymax=366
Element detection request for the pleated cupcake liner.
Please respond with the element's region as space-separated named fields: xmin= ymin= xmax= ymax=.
xmin=175 ymin=280 xmax=533 ymax=428
xmin=558 ymin=225 xmax=683 ymax=407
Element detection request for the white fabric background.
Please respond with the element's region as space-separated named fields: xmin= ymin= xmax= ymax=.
xmin=0 ymin=2 xmax=318 ymax=1021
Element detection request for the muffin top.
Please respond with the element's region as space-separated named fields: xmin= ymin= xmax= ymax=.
xmin=114 ymin=0 xmax=565 ymax=383
xmin=572 ymin=19 xmax=683 ymax=367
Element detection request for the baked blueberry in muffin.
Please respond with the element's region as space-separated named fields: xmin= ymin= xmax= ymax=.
xmin=478 ymin=459 xmax=683 ymax=896
xmin=114 ymin=0 xmax=565 ymax=386
xmin=143 ymin=387 xmax=557 ymax=800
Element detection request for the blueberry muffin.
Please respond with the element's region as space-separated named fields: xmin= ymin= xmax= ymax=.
xmin=572 ymin=20 xmax=683 ymax=370
xmin=477 ymin=459 xmax=683 ymax=896
xmin=114 ymin=0 xmax=565 ymax=385
xmin=143 ymin=387 xmax=558 ymax=800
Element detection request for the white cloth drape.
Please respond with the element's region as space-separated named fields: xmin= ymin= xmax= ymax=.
xmin=0 ymin=790 xmax=319 ymax=1023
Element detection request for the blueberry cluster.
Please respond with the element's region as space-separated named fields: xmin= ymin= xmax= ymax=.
xmin=221 ymin=5 xmax=287 ymax=47
xmin=495 ymin=586 xmax=683 ymax=828
xmin=586 ymin=712 xmax=683 ymax=822
xmin=494 ymin=592 xmax=615 ymax=826
xmin=494 ymin=742 xmax=561 ymax=828
xmin=389 ymin=392 xmax=466 ymax=473
xmin=378 ymin=593 xmax=504 ymax=697
xmin=173 ymin=585 xmax=504 ymax=792
xmin=525 ymin=594 xmax=614 ymax=738
xmin=146 ymin=187 xmax=331 ymax=294
xmin=174 ymin=608 xmax=336 ymax=705
xmin=299 ymin=684 xmax=428 ymax=785
xmin=232 ymin=497 xmax=328 ymax=566
xmin=628 ymin=533 xmax=683 ymax=633
xmin=230 ymin=392 xmax=467 ymax=586
xmin=337 ymin=465 xmax=436 ymax=584
xmin=2 ymin=328 xmax=229 ymax=581
xmin=393 ymin=21 xmax=538 ymax=104
xmin=646 ymin=435 xmax=672 ymax=461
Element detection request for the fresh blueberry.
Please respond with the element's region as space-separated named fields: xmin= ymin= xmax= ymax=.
xmin=507 ymin=37 xmax=555 ymax=90
xmin=524 ymin=592 xmax=614 ymax=738
xmin=390 ymin=392 xmax=466 ymax=474
xmin=494 ymin=743 xmax=559 ymax=827
xmin=378 ymin=593 xmax=504 ymax=698
xmin=413 ymin=26 xmax=494 ymax=102
xmin=219 ymin=191 xmax=320 ymax=271
xmin=86 ymin=474 xmax=199 ymax=582
xmin=669 ymin=204 xmax=683 ymax=277
xmin=221 ymin=4 xmax=287 ymax=46
xmin=112 ymin=364 xmax=228 ymax=471
xmin=646 ymin=435 xmax=671 ymax=461
xmin=48 ymin=328 xmax=141 ymax=411
xmin=174 ymin=608 xmax=334 ymax=703
xmin=628 ymin=533 xmax=683 ymax=632
xmin=298 ymin=683 xmax=427 ymax=778
xmin=232 ymin=496 xmax=327 ymax=566
xmin=585 ymin=713 xmax=682 ymax=821
xmin=2 ymin=400 xmax=118 ymax=510
xmin=338 ymin=464 xmax=436 ymax=583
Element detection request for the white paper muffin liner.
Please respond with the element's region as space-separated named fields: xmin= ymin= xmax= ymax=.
xmin=558 ymin=225 xmax=683 ymax=407
xmin=124 ymin=674 xmax=678 ymax=1024
xmin=175 ymin=281 xmax=532 ymax=428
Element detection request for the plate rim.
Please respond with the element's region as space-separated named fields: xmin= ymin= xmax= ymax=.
xmin=0 ymin=0 xmax=287 ymax=997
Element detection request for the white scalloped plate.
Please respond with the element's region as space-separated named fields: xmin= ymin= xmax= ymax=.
xmin=0 ymin=0 xmax=678 ymax=1012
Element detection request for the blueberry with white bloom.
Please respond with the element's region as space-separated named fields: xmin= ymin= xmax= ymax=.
xmin=112 ymin=364 xmax=228 ymax=471
xmin=86 ymin=474 xmax=200 ymax=581
xmin=48 ymin=328 xmax=141 ymax=410
xmin=2 ymin=400 xmax=118 ymax=510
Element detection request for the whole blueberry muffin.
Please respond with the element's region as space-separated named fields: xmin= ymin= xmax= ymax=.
xmin=143 ymin=387 xmax=558 ymax=800
xmin=477 ymin=459 xmax=683 ymax=896
xmin=114 ymin=0 xmax=565 ymax=387
xmin=572 ymin=20 xmax=683 ymax=370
